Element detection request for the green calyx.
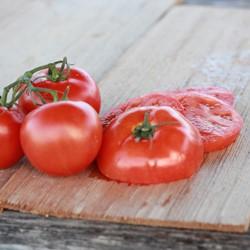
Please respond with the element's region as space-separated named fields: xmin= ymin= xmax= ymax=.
xmin=47 ymin=57 xmax=70 ymax=82
xmin=132 ymin=112 xmax=156 ymax=140
xmin=132 ymin=111 xmax=179 ymax=141
xmin=0 ymin=57 xmax=70 ymax=108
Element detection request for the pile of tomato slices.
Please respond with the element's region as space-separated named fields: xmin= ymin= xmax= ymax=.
xmin=99 ymin=86 xmax=243 ymax=184
xmin=0 ymin=58 xmax=243 ymax=185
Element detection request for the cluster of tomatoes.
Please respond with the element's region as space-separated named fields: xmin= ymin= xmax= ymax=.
xmin=0 ymin=59 xmax=243 ymax=185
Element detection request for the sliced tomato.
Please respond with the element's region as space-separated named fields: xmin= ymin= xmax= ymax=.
xmin=98 ymin=106 xmax=204 ymax=184
xmin=171 ymin=86 xmax=235 ymax=106
xmin=175 ymin=92 xmax=243 ymax=152
xmin=102 ymin=92 xmax=184 ymax=128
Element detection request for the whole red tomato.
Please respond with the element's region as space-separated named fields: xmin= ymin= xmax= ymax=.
xmin=0 ymin=106 xmax=24 ymax=169
xmin=19 ymin=67 xmax=101 ymax=114
xmin=20 ymin=101 xmax=102 ymax=176
xmin=97 ymin=106 xmax=204 ymax=184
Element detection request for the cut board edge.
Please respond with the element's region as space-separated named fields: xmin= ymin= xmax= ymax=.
xmin=0 ymin=202 xmax=248 ymax=233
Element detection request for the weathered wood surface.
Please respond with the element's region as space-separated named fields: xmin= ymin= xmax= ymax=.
xmin=99 ymin=5 xmax=250 ymax=231
xmin=0 ymin=0 xmax=176 ymax=85
xmin=0 ymin=5 xmax=250 ymax=233
xmin=0 ymin=167 xmax=17 ymax=212
xmin=0 ymin=0 xmax=177 ymax=207
xmin=1 ymin=211 xmax=250 ymax=250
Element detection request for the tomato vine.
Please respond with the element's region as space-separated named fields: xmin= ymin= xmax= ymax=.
xmin=0 ymin=57 xmax=70 ymax=108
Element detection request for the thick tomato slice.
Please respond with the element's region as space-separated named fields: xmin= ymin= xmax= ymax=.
xmin=19 ymin=67 xmax=101 ymax=113
xmin=102 ymin=92 xmax=184 ymax=128
xmin=98 ymin=106 xmax=204 ymax=185
xmin=175 ymin=93 xmax=243 ymax=152
xmin=171 ymin=86 xmax=235 ymax=106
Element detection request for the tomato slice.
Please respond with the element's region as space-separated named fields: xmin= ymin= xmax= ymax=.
xmin=175 ymin=93 xmax=243 ymax=152
xmin=171 ymin=86 xmax=235 ymax=106
xmin=102 ymin=92 xmax=184 ymax=128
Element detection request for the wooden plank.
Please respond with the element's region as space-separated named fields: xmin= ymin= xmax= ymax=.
xmin=99 ymin=6 xmax=250 ymax=231
xmin=0 ymin=0 xmax=177 ymax=85
xmin=0 ymin=167 xmax=18 ymax=212
xmin=1 ymin=5 xmax=250 ymax=233
xmin=0 ymin=0 xmax=177 ymax=209
xmin=1 ymin=211 xmax=250 ymax=250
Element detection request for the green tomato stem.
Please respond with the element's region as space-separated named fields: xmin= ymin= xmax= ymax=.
xmin=132 ymin=112 xmax=156 ymax=140
xmin=0 ymin=57 xmax=69 ymax=108
xmin=28 ymin=82 xmax=58 ymax=103
xmin=132 ymin=111 xmax=179 ymax=141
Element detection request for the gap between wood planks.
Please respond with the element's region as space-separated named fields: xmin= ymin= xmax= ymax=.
xmin=184 ymin=0 xmax=250 ymax=9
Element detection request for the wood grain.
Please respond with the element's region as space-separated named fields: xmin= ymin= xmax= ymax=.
xmin=99 ymin=5 xmax=250 ymax=231
xmin=1 ymin=5 xmax=250 ymax=233
xmin=0 ymin=0 xmax=177 ymax=210
xmin=0 ymin=166 xmax=18 ymax=212
xmin=1 ymin=211 xmax=250 ymax=250
xmin=0 ymin=0 xmax=177 ymax=85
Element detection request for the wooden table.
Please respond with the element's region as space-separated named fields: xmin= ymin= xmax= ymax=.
xmin=1 ymin=211 xmax=250 ymax=250
xmin=1 ymin=0 xmax=250 ymax=249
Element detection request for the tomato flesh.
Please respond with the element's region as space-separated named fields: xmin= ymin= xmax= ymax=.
xmin=102 ymin=92 xmax=184 ymax=128
xmin=175 ymin=93 xmax=243 ymax=152
xmin=20 ymin=101 xmax=102 ymax=176
xmin=19 ymin=67 xmax=101 ymax=113
xmin=171 ymin=86 xmax=235 ymax=106
xmin=0 ymin=107 xmax=24 ymax=169
xmin=98 ymin=106 xmax=204 ymax=184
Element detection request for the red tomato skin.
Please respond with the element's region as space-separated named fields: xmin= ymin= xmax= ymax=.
xmin=98 ymin=106 xmax=204 ymax=185
xmin=175 ymin=93 xmax=243 ymax=152
xmin=20 ymin=101 xmax=102 ymax=176
xmin=102 ymin=92 xmax=184 ymax=128
xmin=19 ymin=67 xmax=101 ymax=114
xmin=0 ymin=107 xmax=24 ymax=169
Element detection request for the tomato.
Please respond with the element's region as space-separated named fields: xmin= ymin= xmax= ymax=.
xmin=19 ymin=67 xmax=101 ymax=114
xmin=175 ymin=93 xmax=243 ymax=152
xmin=98 ymin=106 xmax=204 ymax=184
xmin=102 ymin=92 xmax=184 ymax=128
xmin=0 ymin=106 xmax=24 ymax=169
xmin=20 ymin=101 xmax=102 ymax=176
xmin=171 ymin=86 xmax=234 ymax=106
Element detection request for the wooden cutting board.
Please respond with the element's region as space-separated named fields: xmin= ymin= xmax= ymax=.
xmin=1 ymin=4 xmax=250 ymax=233
xmin=0 ymin=0 xmax=177 ymax=207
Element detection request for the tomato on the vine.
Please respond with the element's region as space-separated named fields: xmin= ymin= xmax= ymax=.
xmin=0 ymin=106 xmax=24 ymax=169
xmin=98 ymin=106 xmax=204 ymax=184
xmin=19 ymin=67 xmax=101 ymax=114
xmin=20 ymin=101 xmax=102 ymax=176
xmin=175 ymin=92 xmax=243 ymax=152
